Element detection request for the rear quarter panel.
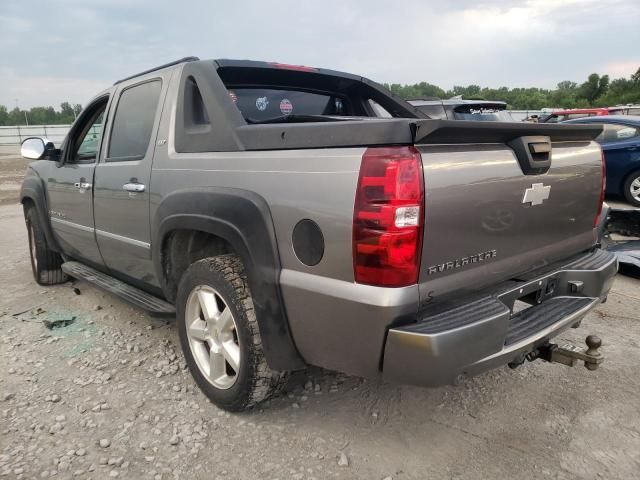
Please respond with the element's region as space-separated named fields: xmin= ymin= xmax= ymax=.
xmin=603 ymin=141 xmax=640 ymax=195
xmin=150 ymin=137 xmax=413 ymax=376
xmin=150 ymin=147 xmax=362 ymax=281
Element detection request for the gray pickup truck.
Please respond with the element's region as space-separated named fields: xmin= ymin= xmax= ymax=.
xmin=20 ymin=57 xmax=616 ymax=411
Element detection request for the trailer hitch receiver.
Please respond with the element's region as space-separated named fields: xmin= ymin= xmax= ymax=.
xmin=537 ymin=335 xmax=604 ymax=370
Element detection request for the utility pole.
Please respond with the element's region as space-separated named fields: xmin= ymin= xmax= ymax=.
xmin=15 ymin=99 xmax=29 ymax=125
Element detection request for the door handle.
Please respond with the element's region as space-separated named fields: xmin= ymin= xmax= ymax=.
xmin=123 ymin=183 xmax=145 ymax=193
xmin=74 ymin=182 xmax=92 ymax=190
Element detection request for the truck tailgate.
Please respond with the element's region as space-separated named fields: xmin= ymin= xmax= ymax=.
xmin=415 ymin=121 xmax=603 ymax=303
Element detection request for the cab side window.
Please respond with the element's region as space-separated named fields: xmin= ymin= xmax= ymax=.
xmin=108 ymin=80 xmax=162 ymax=161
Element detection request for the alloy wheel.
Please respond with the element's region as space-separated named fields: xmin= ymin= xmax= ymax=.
xmin=184 ymin=285 xmax=241 ymax=389
xmin=630 ymin=176 xmax=640 ymax=202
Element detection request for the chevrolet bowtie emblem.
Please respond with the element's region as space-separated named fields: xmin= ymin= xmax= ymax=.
xmin=522 ymin=183 xmax=551 ymax=206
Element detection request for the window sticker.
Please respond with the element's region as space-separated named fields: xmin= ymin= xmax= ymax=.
xmin=255 ymin=96 xmax=269 ymax=111
xmin=279 ymin=99 xmax=293 ymax=115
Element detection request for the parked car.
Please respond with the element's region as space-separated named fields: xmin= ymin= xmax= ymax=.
xmin=409 ymin=97 xmax=515 ymax=121
xmin=608 ymin=105 xmax=640 ymax=116
xmin=564 ymin=115 xmax=640 ymax=206
xmin=542 ymin=106 xmax=640 ymax=123
xmin=540 ymin=108 xmax=610 ymax=123
xmin=20 ymin=57 xmax=615 ymax=411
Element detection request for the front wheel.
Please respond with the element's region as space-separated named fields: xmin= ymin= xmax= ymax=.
xmin=623 ymin=171 xmax=640 ymax=207
xmin=176 ymin=254 xmax=287 ymax=411
xmin=25 ymin=206 xmax=68 ymax=285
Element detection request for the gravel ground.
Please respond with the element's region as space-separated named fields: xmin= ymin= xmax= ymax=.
xmin=1 ymin=156 xmax=640 ymax=479
xmin=0 ymin=155 xmax=25 ymax=206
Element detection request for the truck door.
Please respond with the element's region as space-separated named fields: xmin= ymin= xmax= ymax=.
xmin=46 ymin=96 xmax=109 ymax=267
xmin=93 ymin=73 xmax=169 ymax=287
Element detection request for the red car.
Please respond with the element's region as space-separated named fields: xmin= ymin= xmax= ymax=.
xmin=541 ymin=108 xmax=609 ymax=123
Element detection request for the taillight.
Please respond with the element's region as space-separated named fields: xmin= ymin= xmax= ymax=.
xmin=268 ymin=62 xmax=318 ymax=72
xmin=593 ymin=147 xmax=606 ymax=228
xmin=353 ymin=146 xmax=425 ymax=287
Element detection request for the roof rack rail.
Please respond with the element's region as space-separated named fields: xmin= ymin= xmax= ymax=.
xmin=113 ymin=56 xmax=200 ymax=85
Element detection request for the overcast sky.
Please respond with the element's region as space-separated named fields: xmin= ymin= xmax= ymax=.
xmin=1 ymin=0 xmax=638 ymax=109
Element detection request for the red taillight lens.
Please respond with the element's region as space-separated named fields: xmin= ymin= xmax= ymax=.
xmin=268 ymin=62 xmax=318 ymax=72
xmin=353 ymin=146 xmax=425 ymax=287
xmin=593 ymin=148 xmax=606 ymax=228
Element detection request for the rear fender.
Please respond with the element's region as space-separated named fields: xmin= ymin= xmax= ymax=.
xmin=152 ymin=187 xmax=305 ymax=371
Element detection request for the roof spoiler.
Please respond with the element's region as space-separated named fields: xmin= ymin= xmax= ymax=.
xmin=412 ymin=119 xmax=603 ymax=144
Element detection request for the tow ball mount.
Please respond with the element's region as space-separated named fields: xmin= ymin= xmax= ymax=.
xmin=515 ymin=335 xmax=604 ymax=370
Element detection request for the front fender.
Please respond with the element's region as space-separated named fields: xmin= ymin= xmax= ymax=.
xmin=20 ymin=168 xmax=61 ymax=252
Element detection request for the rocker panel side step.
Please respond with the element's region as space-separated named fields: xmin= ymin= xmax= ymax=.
xmin=61 ymin=261 xmax=175 ymax=316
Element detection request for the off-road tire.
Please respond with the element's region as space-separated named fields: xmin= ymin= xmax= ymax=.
xmin=176 ymin=254 xmax=288 ymax=411
xmin=623 ymin=170 xmax=640 ymax=207
xmin=25 ymin=206 xmax=68 ymax=285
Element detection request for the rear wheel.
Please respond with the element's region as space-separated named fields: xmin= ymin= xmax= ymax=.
xmin=623 ymin=171 xmax=640 ymax=207
xmin=176 ymin=254 xmax=288 ymax=411
xmin=25 ymin=206 xmax=68 ymax=285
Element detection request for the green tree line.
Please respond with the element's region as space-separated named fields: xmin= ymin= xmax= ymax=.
xmin=0 ymin=102 xmax=83 ymax=126
xmin=386 ymin=67 xmax=640 ymax=110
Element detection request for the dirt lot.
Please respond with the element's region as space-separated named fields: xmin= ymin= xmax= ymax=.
xmin=1 ymin=155 xmax=640 ymax=479
xmin=0 ymin=154 xmax=26 ymax=206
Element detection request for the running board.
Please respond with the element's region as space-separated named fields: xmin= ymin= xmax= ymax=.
xmin=61 ymin=261 xmax=175 ymax=316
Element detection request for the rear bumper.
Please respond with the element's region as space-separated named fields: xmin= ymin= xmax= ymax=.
xmin=382 ymin=249 xmax=617 ymax=387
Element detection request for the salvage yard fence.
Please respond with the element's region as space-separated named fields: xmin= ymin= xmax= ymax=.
xmin=0 ymin=125 xmax=73 ymax=146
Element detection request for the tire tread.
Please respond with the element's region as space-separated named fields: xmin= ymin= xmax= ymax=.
xmin=25 ymin=206 xmax=68 ymax=285
xmin=178 ymin=254 xmax=288 ymax=411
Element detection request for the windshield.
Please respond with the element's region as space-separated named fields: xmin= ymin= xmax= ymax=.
xmin=228 ymin=88 xmax=349 ymax=121
xmin=452 ymin=107 xmax=514 ymax=122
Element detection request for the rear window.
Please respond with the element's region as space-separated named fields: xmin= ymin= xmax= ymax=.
xmin=229 ymin=88 xmax=349 ymax=121
xmin=596 ymin=124 xmax=640 ymax=143
xmin=413 ymin=103 xmax=447 ymax=120
xmin=452 ymin=106 xmax=513 ymax=122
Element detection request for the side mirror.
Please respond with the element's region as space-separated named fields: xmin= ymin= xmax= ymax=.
xmin=20 ymin=137 xmax=56 ymax=161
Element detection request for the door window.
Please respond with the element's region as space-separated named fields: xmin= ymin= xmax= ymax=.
xmin=108 ymin=80 xmax=162 ymax=161
xmin=69 ymin=102 xmax=107 ymax=163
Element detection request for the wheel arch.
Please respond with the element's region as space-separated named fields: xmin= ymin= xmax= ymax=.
xmin=621 ymin=167 xmax=640 ymax=194
xmin=20 ymin=173 xmax=62 ymax=252
xmin=152 ymin=187 xmax=305 ymax=371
